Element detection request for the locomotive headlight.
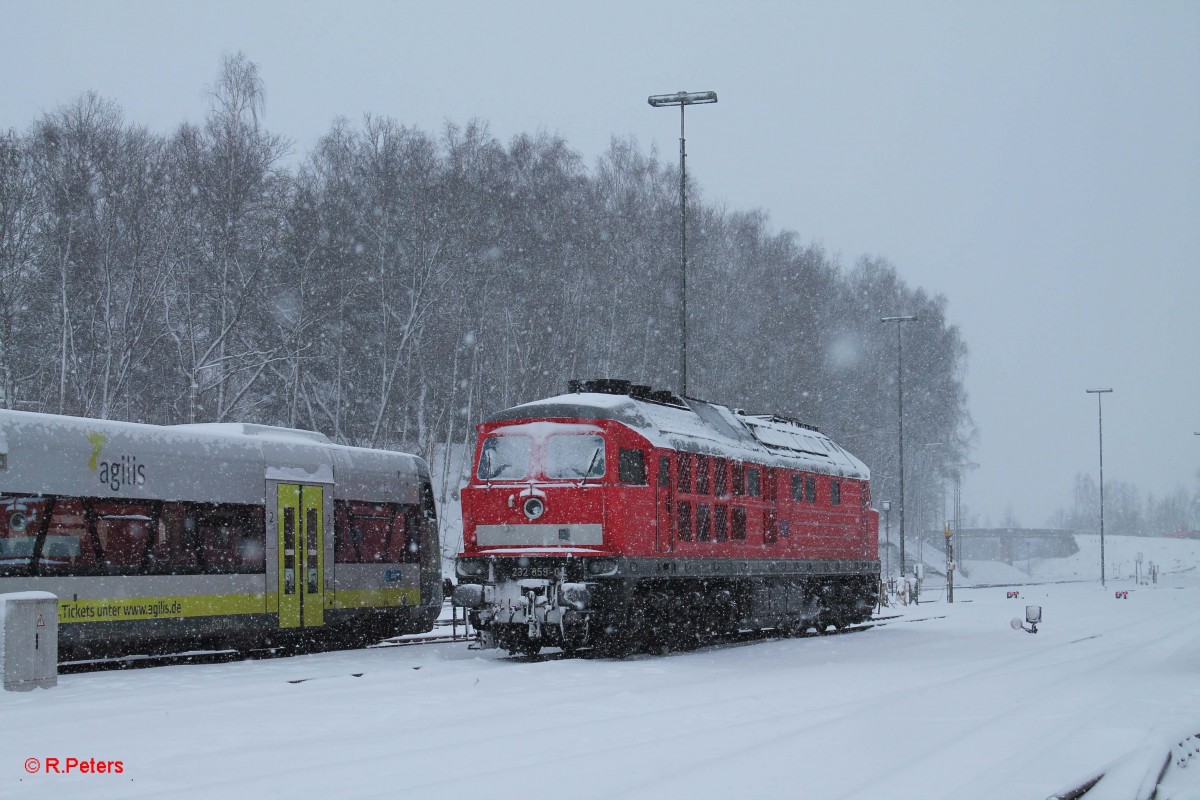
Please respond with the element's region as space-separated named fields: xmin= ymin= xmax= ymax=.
xmin=456 ymin=558 xmax=486 ymax=577
xmin=587 ymin=558 xmax=618 ymax=576
xmin=522 ymin=496 xmax=545 ymax=520
xmin=452 ymin=583 xmax=485 ymax=609
xmin=8 ymin=512 xmax=28 ymax=533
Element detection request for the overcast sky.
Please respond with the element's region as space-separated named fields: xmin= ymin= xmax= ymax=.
xmin=2 ymin=1 xmax=1197 ymax=526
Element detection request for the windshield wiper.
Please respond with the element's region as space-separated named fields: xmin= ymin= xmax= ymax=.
xmin=580 ymin=447 xmax=602 ymax=487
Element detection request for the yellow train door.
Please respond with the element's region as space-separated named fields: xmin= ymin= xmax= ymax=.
xmin=277 ymin=484 xmax=325 ymax=630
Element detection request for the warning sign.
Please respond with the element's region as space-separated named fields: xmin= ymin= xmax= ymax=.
xmin=36 ymin=615 xmax=45 ymax=628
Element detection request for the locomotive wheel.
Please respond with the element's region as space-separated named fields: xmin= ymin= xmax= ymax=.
xmin=669 ymin=595 xmax=699 ymax=651
xmin=512 ymin=637 xmax=542 ymax=657
xmin=650 ymin=592 xmax=675 ymax=655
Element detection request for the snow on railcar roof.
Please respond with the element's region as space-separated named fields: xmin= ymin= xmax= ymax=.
xmin=172 ymin=422 xmax=333 ymax=445
xmin=487 ymin=388 xmax=869 ymax=479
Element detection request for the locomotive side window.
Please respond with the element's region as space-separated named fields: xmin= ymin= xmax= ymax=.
xmin=747 ymin=467 xmax=761 ymax=498
xmin=714 ymin=460 xmax=728 ymax=497
xmin=862 ymin=483 xmax=870 ymax=506
xmin=678 ymin=453 xmax=693 ymax=492
xmin=546 ymin=434 xmax=606 ymax=479
xmin=658 ymin=455 xmax=671 ymax=487
xmin=830 ymin=480 xmax=841 ymax=506
xmin=714 ymin=505 xmax=728 ymax=542
xmin=732 ymin=507 xmax=747 ymax=540
xmin=791 ymin=473 xmax=804 ymax=502
xmin=677 ymin=501 xmax=693 ymax=540
xmin=696 ymin=505 xmax=712 ymax=541
xmin=805 ymin=475 xmax=817 ymax=504
xmin=731 ymin=463 xmax=744 ymax=496
xmin=618 ymin=449 xmax=647 ymax=485
xmin=478 ymin=434 xmax=532 ymax=481
xmin=695 ymin=457 xmax=710 ymax=495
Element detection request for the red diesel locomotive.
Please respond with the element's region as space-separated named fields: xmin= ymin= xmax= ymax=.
xmin=453 ymin=379 xmax=880 ymax=655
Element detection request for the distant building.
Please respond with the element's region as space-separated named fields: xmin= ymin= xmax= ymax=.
xmin=1166 ymin=529 xmax=1200 ymax=540
xmin=916 ymin=528 xmax=1079 ymax=565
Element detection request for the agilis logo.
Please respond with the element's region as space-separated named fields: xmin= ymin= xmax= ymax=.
xmin=85 ymin=432 xmax=146 ymax=491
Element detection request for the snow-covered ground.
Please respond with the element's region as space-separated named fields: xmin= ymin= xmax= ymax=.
xmin=4 ymin=539 xmax=1200 ymax=799
xmin=898 ymin=533 xmax=1200 ymax=591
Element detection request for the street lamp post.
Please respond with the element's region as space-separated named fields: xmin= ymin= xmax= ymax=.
xmin=1086 ymin=388 xmax=1114 ymax=587
xmin=882 ymin=315 xmax=918 ymax=579
xmin=648 ymin=90 xmax=717 ymax=398
xmin=881 ymin=500 xmax=892 ymax=582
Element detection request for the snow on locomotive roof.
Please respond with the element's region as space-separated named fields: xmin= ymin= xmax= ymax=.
xmin=487 ymin=391 xmax=869 ymax=479
xmin=0 ymin=408 xmax=425 ymax=505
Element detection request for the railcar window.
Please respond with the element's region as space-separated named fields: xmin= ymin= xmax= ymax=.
xmin=714 ymin=460 xmax=728 ymax=497
xmin=696 ymin=504 xmax=712 ymax=542
xmin=196 ymin=504 xmax=265 ymax=574
xmin=696 ymin=457 xmax=710 ymax=495
xmin=714 ymin=505 xmax=728 ymax=542
xmin=862 ymin=484 xmax=870 ymax=506
xmin=678 ymin=453 xmax=693 ymax=492
xmin=747 ymin=467 xmax=761 ymax=498
xmin=618 ymin=449 xmax=648 ymax=485
xmin=805 ymin=475 xmax=817 ymax=504
xmin=477 ymin=434 xmax=532 ymax=481
xmin=658 ymin=455 xmax=671 ymax=487
xmin=831 ymin=480 xmax=841 ymax=506
xmin=0 ymin=494 xmax=45 ymax=571
xmin=791 ymin=474 xmax=804 ymax=502
xmin=39 ymin=499 xmax=100 ymax=574
xmin=95 ymin=501 xmax=157 ymax=572
xmin=732 ymin=507 xmax=747 ymax=540
xmin=145 ymin=504 xmax=191 ymax=572
xmin=677 ymin=501 xmax=693 ymax=541
xmin=731 ymin=463 xmax=744 ymax=496
xmin=143 ymin=503 xmax=263 ymax=575
xmin=335 ymin=501 xmax=413 ymax=564
xmin=546 ymin=435 xmax=605 ymax=479
xmin=764 ymin=510 xmax=777 ymax=545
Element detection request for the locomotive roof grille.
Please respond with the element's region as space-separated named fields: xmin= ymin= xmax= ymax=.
xmin=740 ymin=413 xmax=820 ymax=433
xmin=567 ymin=378 xmax=688 ymax=409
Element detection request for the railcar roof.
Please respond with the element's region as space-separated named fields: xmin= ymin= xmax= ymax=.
xmin=0 ymin=409 xmax=427 ymax=505
xmin=486 ymin=392 xmax=870 ymax=480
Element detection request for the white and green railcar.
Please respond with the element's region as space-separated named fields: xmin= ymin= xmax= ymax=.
xmin=0 ymin=409 xmax=441 ymax=658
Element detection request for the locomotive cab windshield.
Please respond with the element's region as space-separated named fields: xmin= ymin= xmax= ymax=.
xmin=477 ymin=428 xmax=606 ymax=482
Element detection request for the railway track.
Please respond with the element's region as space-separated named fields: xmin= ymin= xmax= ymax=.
xmin=497 ymin=611 xmax=946 ymax=662
xmin=57 ymin=611 xmax=941 ymax=673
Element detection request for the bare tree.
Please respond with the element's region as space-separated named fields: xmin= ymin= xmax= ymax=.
xmin=163 ymin=52 xmax=290 ymax=422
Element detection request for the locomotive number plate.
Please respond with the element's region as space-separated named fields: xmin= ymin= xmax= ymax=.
xmin=509 ymin=566 xmax=559 ymax=579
